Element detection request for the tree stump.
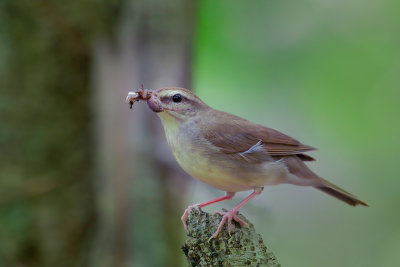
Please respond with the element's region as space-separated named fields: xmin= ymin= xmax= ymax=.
xmin=182 ymin=208 xmax=280 ymax=266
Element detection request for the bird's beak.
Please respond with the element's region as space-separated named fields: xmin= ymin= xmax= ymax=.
xmin=147 ymin=94 xmax=163 ymax=113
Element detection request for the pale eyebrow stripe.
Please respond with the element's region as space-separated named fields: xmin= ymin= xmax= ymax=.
xmin=159 ymin=91 xmax=182 ymax=98
xmin=158 ymin=89 xmax=202 ymax=104
xmin=160 ymin=91 xmax=194 ymax=101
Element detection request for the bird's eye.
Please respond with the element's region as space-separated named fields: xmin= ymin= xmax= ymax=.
xmin=172 ymin=94 xmax=182 ymax=103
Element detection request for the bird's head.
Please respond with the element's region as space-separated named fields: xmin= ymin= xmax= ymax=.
xmin=126 ymin=87 xmax=208 ymax=122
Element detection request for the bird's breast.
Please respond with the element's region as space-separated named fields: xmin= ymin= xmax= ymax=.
xmin=159 ymin=115 xmax=288 ymax=192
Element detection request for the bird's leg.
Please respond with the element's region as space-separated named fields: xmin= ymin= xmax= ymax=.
xmin=181 ymin=192 xmax=235 ymax=231
xmin=210 ymin=187 xmax=264 ymax=240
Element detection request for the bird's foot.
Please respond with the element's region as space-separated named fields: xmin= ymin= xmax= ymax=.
xmin=181 ymin=204 xmax=200 ymax=231
xmin=209 ymin=209 xmax=248 ymax=240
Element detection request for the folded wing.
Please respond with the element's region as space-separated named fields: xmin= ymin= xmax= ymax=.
xmin=201 ymin=111 xmax=316 ymax=163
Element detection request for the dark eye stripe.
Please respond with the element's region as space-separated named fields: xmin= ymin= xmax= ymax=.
xmin=160 ymin=96 xmax=169 ymax=102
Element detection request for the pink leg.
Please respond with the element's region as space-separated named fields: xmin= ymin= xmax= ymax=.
xmin=210 ymin=187 xmax=264 ymax=240
xmin=181 ymin=192 xmax=235 ymax=231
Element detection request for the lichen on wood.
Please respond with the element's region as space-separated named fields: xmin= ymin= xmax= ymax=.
xmin=182 ymin=208 xmax=280 ymax=267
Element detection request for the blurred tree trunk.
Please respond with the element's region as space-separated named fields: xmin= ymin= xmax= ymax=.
xmin=0 ymin=0 xmax=195 ymax=266
xmin=90 ymin=1 xmax=196 ymax=267
xmin=0 ymin=1 xmax=121 ymax=267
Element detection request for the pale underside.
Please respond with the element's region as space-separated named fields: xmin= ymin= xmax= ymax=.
xmin=158 ymin=109 xmax=320 ymax=192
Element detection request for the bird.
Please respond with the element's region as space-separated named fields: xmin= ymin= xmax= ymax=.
xmin=126 ymin=87 xmax=368 ymax=239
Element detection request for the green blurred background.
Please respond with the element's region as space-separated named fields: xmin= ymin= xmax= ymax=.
xmin=1 ymin=0 xmax=399 ymax=266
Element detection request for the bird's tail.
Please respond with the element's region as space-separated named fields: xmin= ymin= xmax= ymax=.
xmin=283 ymin=156 xmax=368 ymax=206
xmin=314 ymin=178 xmax=368 ymax=207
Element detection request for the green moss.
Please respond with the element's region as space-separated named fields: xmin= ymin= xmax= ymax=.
xmin=182 ymin=208 xmax=280 ymax=267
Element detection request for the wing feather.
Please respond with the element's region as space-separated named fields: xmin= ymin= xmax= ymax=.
xmin=201 ymin=110 xmax=315 ymax=162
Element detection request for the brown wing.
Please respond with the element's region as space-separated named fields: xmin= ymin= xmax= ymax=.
xmin=201 ymin=111 xmax=316 ymax=162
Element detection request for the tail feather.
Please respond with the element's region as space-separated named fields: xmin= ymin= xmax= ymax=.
xmin=283 ymin=156 xmax=368 ymax=206
xmin=315 ymin=179 xmax=368 ymax=207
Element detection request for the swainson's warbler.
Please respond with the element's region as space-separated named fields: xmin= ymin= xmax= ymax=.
xmin=126 ymin=87 xmax=367 ymax=239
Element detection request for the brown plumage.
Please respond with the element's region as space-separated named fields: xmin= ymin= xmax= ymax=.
xmin=198 ymin=109 xmax=367 ymax=207
xmin=201 ymin=110 xmax=315 ymax=160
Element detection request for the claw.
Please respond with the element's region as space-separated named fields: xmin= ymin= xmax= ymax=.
xmin=181 ymin=205 xmax=199 ymax=232
xmin=180 ymin=193 xmax=236 ymax=233
xmin=210 ymin=209 xmax=248 ymax=240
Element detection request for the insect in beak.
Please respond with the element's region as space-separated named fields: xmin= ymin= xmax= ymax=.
xmin=125 ymin=85 xmax=158 ymax=109
xmin=125 ymin=85 xmax=163 ymax=112
xmin=125 ymin=91 xmax=139 ymax=109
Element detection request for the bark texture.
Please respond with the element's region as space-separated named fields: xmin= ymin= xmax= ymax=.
xmin=182 ymin=209 xmax=280 ymax=267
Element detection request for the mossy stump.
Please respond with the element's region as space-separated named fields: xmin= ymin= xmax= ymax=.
xmin=182 ymin=208 xmax=280 ymax=266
